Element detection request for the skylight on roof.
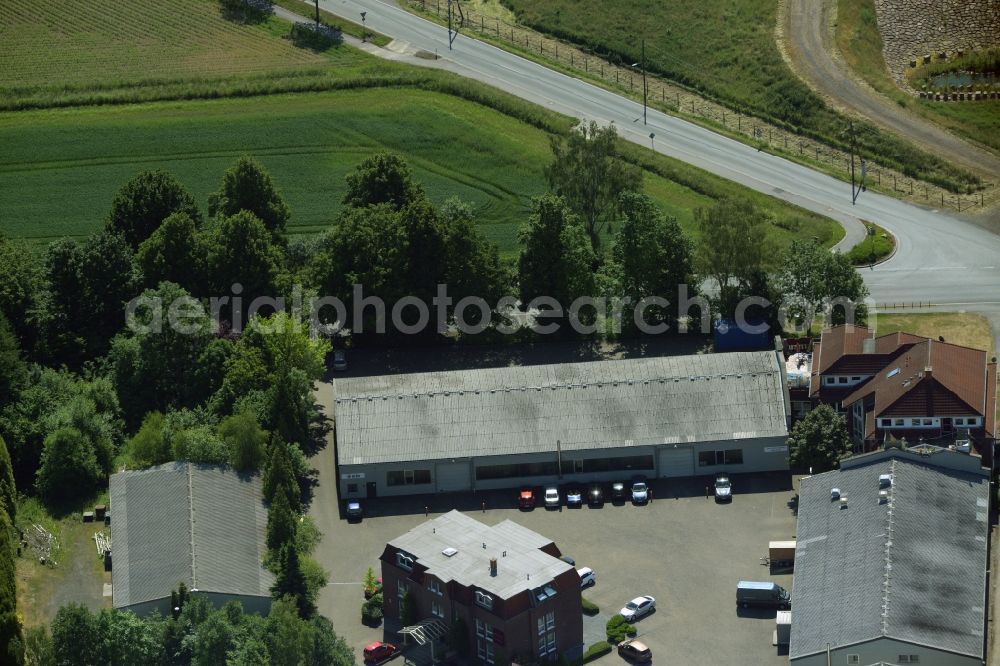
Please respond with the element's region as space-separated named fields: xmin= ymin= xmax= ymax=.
xmin=442 ymin=547 xmax=458 ymax=557
xmin=887 ymin=368 xmax=901 ymax=378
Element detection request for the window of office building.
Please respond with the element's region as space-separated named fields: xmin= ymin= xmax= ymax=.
xmin=432 ymin=601 xmax=444 ymax=618
xmin=387 ymin=469 xmax=431 ymax=486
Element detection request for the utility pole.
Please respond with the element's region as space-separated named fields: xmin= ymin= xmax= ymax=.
xmin=447 ymin=0 xmax=461 ymax=49
xmin=848 ymin=121 xmax=866 ymax=205
xmin=641 ymin=39 xmax=647 ymax=125
xmin=360 ymin=11 xmax=367 ymax=42
xmin=314 ymin=0 xmax=319 ymax=27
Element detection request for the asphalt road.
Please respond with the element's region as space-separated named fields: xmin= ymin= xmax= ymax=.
xmin=784 ymin=0 xmax=1000 ymax=183
xmin=313 ymin=0 xmax=999 ymax=311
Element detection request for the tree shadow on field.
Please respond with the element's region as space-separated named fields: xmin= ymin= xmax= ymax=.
xmin=219 ymin=0 xmax=273 ymax=25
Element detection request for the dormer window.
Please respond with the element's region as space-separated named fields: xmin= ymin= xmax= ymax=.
xmin=475 ymin=590 xmax=494 ymax=610
xmin=429 ymin=579 xmax=443 ymax=596
xmin=396 ymin=552 xmax=415 ymax=571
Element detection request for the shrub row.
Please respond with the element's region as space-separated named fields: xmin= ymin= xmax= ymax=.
xmin=582 ymin=641 xmax=611 ymax=662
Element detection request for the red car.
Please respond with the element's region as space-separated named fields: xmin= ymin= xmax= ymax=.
xmin=364 ymin=642 xmax=399 ymax=663
xmin=519 ymin=489 xmax=535 ymax=509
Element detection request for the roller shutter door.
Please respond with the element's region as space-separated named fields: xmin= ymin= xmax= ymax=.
xmin=658 ymin=446 xmax=694 ymax=478
xmin=435 ymin=461 xmax=472 ymax=492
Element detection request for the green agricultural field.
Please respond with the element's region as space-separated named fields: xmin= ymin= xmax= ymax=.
xmin=836 ymin=0 xmax=1000 ymax=154
xmin=499 ymin=0 xmax=976 ymax=190
xmin=0 ymin=0 xmax=333 ymax=91
xmin=0 ymin=89 xmax=839 ymax=258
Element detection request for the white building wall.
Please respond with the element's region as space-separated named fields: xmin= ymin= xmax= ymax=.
xmin=791 ymin=637 xmax=980 ymax=666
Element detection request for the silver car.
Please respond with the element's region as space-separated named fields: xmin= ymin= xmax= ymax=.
xmin=544 ymin=486 xmax=560 ymax=508
xmin=714 ymin=475 xmax=732 ymax=502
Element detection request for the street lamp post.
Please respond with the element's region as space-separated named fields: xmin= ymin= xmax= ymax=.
xmin=630 ymin=40 xmax=648 ymax=125
xmin=360 ymin=11 xmax=367 ymax=42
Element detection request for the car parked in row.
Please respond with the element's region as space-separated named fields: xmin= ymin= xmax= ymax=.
xmin=619 ymin=595 xmax=656 ymax=621
xmin=519 ymin=489 xmax=535 ymax=510
xmin=587 ymin=483 xmax=604 ymax=506
xmin=611 ymin=481 xmax=627 ymax=502
xmin=346 ymin=501 xmax=363 ymax=522
xmin=566 ymin=487 xmax=583 ymax=507
xmin=631 ymin=476 xmax=649 ymax=504
xmin=544 ymin=486 xmax=560 ymax=508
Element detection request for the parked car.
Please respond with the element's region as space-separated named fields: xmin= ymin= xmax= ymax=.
xmin=587 ymin=483 xmax=604 ymax=506
xmin=619 ymin=595 xmax=656 ymax=621
xmin=333 ymin=349 xmax=348 ymax=371
xmin=363 ymin=642 xmax=399 ymax=663
xmin=611 ymin=481 xmax=627 ymax=502
xmin=714 ymin=475 xmax=732 ymax=502
xmin=617 ymin=639 xmax=652 ymax=663
xmin=736 ymin=581 xmax=790 ymax=609
xmin=559 ymin=554 xmax=576 ymax=566
xmin=519 ymin=489 xmax=536 ymax=510
xmin=346 ymin=501 xmax=363 ymax=522
xmin=544 ymin=486 xmax=560 ymax=508
xmin=577 ymin=567 xmax=596 ymax=587
xmin=566 ymin=487 xmax=583 ymax=507
xmin=631 ymin=476 xmax=649 ymax=504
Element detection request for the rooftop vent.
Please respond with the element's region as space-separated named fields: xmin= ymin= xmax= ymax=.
xmin=489 ymin=558 xmax=498 ymax=577
xmin=442 ymin=547 xmax=458 ymax=558
xmin=878 ymin=474 xmax=892 ymax=488
xmin=831 ymin=488 xmax=841 ymax=500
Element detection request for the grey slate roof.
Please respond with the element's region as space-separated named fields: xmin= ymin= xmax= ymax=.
xmin=110 ymin=462 xmax=273 ymax=608
xmin=336 ymin=351 xmax=787 ymax=465
xmin=389 ymin=510 xmax=572 ymax=599
xmin=789 ymin=452 xmax=989 ymax=660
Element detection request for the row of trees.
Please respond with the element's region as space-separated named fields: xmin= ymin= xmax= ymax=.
xmin=23 ymin=595 xmax=351 ymax=666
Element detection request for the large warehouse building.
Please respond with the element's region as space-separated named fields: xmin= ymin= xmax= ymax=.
xmin=335 ymin=351 xmax=791 ymax=499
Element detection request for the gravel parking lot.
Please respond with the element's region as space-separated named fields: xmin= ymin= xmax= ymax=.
xmin=310 ymin=469 xmax=799 ymax=665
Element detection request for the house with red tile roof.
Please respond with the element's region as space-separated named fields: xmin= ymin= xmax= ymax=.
xmin=809 ymin=325 xmax=996 ymax=449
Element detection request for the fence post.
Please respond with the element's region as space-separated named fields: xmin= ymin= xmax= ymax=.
xmin=941 ymin=192 xmax=944 ymax=205
xmin=799 ymin=142 xmax=803 ymax=155
xmin=585 ymin=58 xmax=588 ymax=72
xmin=436 ymin=0 xmax=439 ymax=13
xmin=616 ymin=70 xmax=619 ymax=84
xmin=571 ymin=53 xmax=574 ymax=67
xmin=892 ymin=174 xmax=896 ymax=189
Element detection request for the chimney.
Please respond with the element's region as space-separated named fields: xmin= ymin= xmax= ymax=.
xmin=923 ymin=366 xmax=932 ymax=377
xmin=862 ymin=338 xmax=876 ymax=354
xmin=490 ymin=558 xmax=498 ymax=577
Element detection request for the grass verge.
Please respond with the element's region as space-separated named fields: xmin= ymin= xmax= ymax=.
xmin=874 ymin=312 xmax=994 ymax=355
xmin=271 ymin=0 xmax=392 ymax=46
xmin=844 ymin=222 xmax=894 ymax=266
xmin=835 ymin=0 xmax=1000 ymax=155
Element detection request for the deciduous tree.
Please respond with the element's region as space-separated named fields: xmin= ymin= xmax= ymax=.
xmin=787 ymin=405 xmax=852 ymax=472
xmin=545 ymin=121 xmax=641 ymax=251
xmin=106 ymin=170 xmax=201 ymax=247
xmin=219 ymin=411 xmax=268 ymax=472
xmin=694 ymin=198 xmax=770 ymax=318
xmin=777 ymin=239 xmax=869 ymax=329
xmin=35 ymin=428 xmax=102 ymax=503
xmin=209 ymin=156 xmax=290 ymax=243
xmin=342 ymin=152 xmax=423 ymax=209
xmin=135 ymin=212 xmax=206 ymax=293
xmin=518 ymin=194 xmax=596 ymax=323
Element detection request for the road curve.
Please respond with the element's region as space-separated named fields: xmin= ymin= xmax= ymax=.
xmin=783 ymin=0 xmax=1000 ymax=182
xmin=315 ymin=0 xmax=999 ymax=308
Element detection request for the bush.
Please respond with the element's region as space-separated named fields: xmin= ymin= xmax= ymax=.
xmin=290 ymin=22 xmax=343 ymax=51
xmin=220 ymin=0 xmax=273 ymax=23
xmin=605 ymin=615 xmax=636 ymax=644
xmin=583 ymin=641 xmax=612 ymax=662
xmin=361 ymin=592 xmax=383 ymax=626
xmin=581 ymin=597 xmax=600 ymax=616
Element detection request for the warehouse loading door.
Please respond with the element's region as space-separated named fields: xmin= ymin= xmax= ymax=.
xmin=658 ymin=446 xmax=695 ymax=478
xmin=435 ymin=461 xmax=472 ymax=492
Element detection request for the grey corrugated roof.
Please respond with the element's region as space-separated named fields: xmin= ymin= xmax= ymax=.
xmin=336 ymin=351 xmax=787 ymax=465
xmin=111 ymin=462 xmax=273 ymax=608
xmin=789 ymin=452 xmax=988 ymax=660
xmin=389 ymin=510 xmax=572 ymax=599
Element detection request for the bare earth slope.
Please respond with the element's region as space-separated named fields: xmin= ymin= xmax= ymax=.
xmin=783 ymin=0 xmax=1000 ymax=183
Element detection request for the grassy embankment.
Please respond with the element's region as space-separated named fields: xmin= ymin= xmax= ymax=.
xmin=498 ymin=0 xmax=979 ymax=191
xmin=835 ymin=0 xmax=1000 ymax=154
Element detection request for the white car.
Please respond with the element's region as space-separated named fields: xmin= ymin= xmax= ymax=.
xmin=544 ymin=486 xmax=560 ymax=508
xmin=714 ymin=475 xmax=732 ymax=502
xmin=631 ymin=477 xmax=649 ymax=504
xmin=577 ymin=567 xmax=596 ymax=588
xmin=619 ymin=595 xmax=656 ymax=621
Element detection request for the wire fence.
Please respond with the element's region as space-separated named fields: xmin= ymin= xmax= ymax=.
xmin=406 ymin=0 xmax=997 ymax=213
